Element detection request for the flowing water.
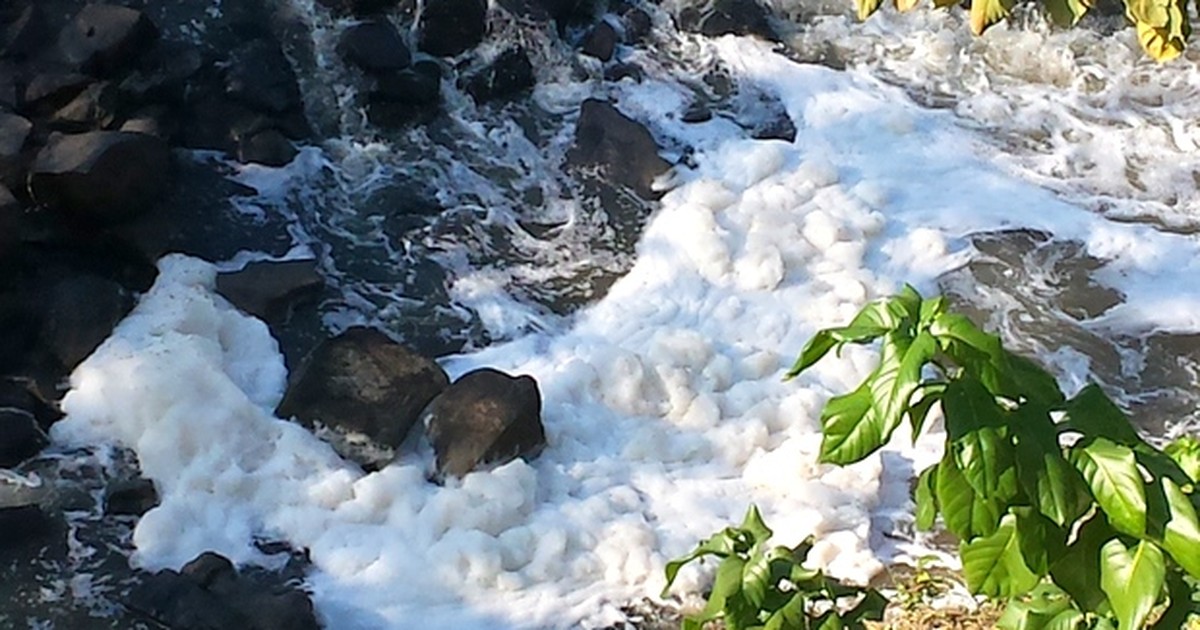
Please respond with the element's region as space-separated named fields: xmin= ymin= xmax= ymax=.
xmin=14 ymin=0 xmax=1200 ymax=628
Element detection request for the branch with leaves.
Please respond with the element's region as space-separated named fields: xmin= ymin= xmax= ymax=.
xmin=855 ymin=0 xmax=1192 ymax=61
xmin=788 ymin=286 xmax=1200 ymax=629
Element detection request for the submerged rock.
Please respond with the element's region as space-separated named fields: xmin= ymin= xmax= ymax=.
xmin=424 ymin=368 xmax=546 ymax=479
xmin=104 ymin=477 xmax=158 ymax=517
xmin=567 ymin=98 xmax=670 ymax=200
xmin=128 ymin=552 xmax=319 ymax=630
xmin=277 ymin=327 xmax=450 ymax=469
xmin=216 ymin=259 xmax=323 ymax=324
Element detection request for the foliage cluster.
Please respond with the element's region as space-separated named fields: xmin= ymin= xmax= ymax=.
xmin=784 ymin=286 xmax=1200 ymax=629
xmin=854 ymin=0 xmax=1191 ymax=61
xmin=661 ymin=505 xmax=887 ymax=629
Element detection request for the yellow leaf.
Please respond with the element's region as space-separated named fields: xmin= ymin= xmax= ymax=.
xmin=969 ymin=0 xmax=1014 ymax=34
xmin=895 ymin=0 xmax=921 ymax=12
xmin=857 ymin=0 xmax=885 ymax=20
xmin=1137 ymin=20 xmax=1186 ymax=61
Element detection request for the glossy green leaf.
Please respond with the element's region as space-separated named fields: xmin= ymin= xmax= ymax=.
xmin=937 ymin=450 xmax=1004 ymax=539
xmin=915 ymin=465 xmax=939 ymax=531
xmin=867 ymin=330 xmax=937 ymax=444
xmin=1048 ymin=514 xmax=1113 ymax=614
xmin=1151 ymin=569 xmax=1200 ymax=629
xmin=1060 ymin=384 xmax=1142 ymax=446
xmin=1158 ymin=476 xmax=1200 ymax=578
xmin=944 ymin=377 xmax=1017 ymax=498
xmin=857 ymin=0 xmax=885 ymax=20
xmin=740 ymin=504 xmax=774 ymax=545
xmin=1164 ymin=435 xmax=1200 ymax=483
xmin=906 ymin=382 xmax=946 ymax=439
xmin=1042 ymin=608 xmax=1087 ymax=630
xmin=1045 ymin=0 xmax=1091 ymax=25
xmin=1099 ymin=538 xmax=1165 ymax=630
xmin=969 ymin=0 xmax=1015 ymax=34
xmin=1012 ymin=413 xmax=1091 ymax=527
xmin=961 ymin=512 xmax=1042 ymax=597
xmin=1069 ymin=438 xmax=1147 ymax=537
xmin=1011 ymin=507 xmax=1063 ymax=576
xmin=786 ymin=289 xmax=923 ymax=380
xmin=996 ymin=583 xmax=1077 ymax=630
xmin=818 ymin=381 xmax=883 ymax=465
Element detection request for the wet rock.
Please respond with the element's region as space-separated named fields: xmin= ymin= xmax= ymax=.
xmin=621 ymin=7 xmax=653 ymax=44
xmin=463 ymin=47 xmax=535 ymax=103
xmin=225 ymin=39 xmax=303 ymax=115
xmin=180 ymin=95 xmax=271 ymax=153
xmin=0 ymin=64 xmax=16 ymax=110
xmin=277 ymin=327 xmax=450 ymax=469
xmin=57 ymin=4 xmax=159 ymax=76
xmin=0 ymin=111 xmax=30 ymax=188
xmin=0 ymin=504 xmax=55 ymax=549
xmin=567 ymin=99 xmax=669 ymax=200
xmin=104 ymin=477 xmax=158 ymax=516
xmin=128 ymin=552 xmax=320 ymax=630
xmin=49 ymin=81 xmax=119 ymax=131
xmin=581 ymin=20 xmax=618 ymax=62
xmin=425 ymin=368 xmax=545 ymax=479
xmin=418 ymin=0 xmax=487 ymax=57
xmin=751 ymin=113 xmax=796 ymax=142
xmin=119 ymin=105 xmax=172 ymax=138
xmin=684 ymin=0 xmax=778 ymax=41
xmin=216 ymin=258 xmax=323 ymax=323
xmin=119 ymin=40 xmax=205 ymax=104
xmin=40 ymin=274 xmax=133 ymax=369
xmin=0 ymin=378 xmax=61 ymax=432
xmin=2 ymin=4 xmax=47 ymax=61
xmin=367 ymin=60 xmax=442 ymax=127
xmin=317 ymin=0 xmax=404 ymax=16
xmin=23 ymin=72 xmax=92 ymax=115
xmin=604 ymin=62 xmax=644 ymax=82
xmin=682 ymin=100 xmax=713 ymax=123
xmin=0 ymin=407 xmax=46 ymax=468
xmin=0 ymin=183 xmax=18 ymax=257
xmin=237 ymin=129 xmax=298 ymax=167
xmin=338 ymin=19 xmax=411 ymax=74
xmin=0 ymin=295 xmax=37 ymax=374
xmin=28 ymin=130 xmax=171 ymax=224
xmin=499 ymin=0 xmax=597 ymax=23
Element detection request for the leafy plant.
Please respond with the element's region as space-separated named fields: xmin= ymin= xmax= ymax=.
xmin=662 ymin=505 xmax=887 ymax=629
xmin=852 ymin=0 xmax=1191 ymax=61
xmin=787 ymin=286 xmax=1200 ymax=629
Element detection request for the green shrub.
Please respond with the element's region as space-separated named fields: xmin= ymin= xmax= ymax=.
xmin=787 ymin=286 xmax=1200 ymax=629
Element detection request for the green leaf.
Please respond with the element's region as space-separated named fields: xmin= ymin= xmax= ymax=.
xmin=1069 ymin=438 xmax=1148 ymax=537
xmin=1060 ymin=384 xmax=1142 ymax=447
xmin=1044 ymin=0 xmax=1091 ymax=26
xmin=1012 ymin=412 xmax=1091 ymax=527
xmin=762 ymin=592 xmax=808 ymax=630
xmin=1048 ymin=514 xmax=1114 ymax=614
xmin=930 ymin=313 xmax=1061 ymax=406
xmin=1164 ymin=435 xmax=1200 ymax=483
xmin=786 ymin=330 xmax=840 ymax=380
xmin=906 ymin=383 xmax=945 ymax=439
xmin=937 ymin=450 xmax=1005 ymax=539
xmin=818 ymin=381 xmax=883 ymax=465
xmin=857 ymin=0 xmax=884 ymax=19
xmin=969 ymin=0 xmax=1015 ymax=34
xmin=1099 ymin=539 xmax=1166 ymax=630
xmin=996 ymin=583 xmax=1077 ymax=630
xmin=1151 ymin=569 xmax=1200 ymax=629
xmin=1043 ymin=608 xmax=1087 ymax=630
xmin=866 ymin=330 xmax=937 ymax=444
xmin=961 ymin=512 xmax=1042 ymax=597
xmin=740 ymin=504 xmax=774 ymax=546
xmin=915 ymin=465 xmax=939 ymax=531
xmin=1157 ymin=476 xmax=1200 ymax=578
xmin=1011 ymin=507 xmax=1064 ymax=576
xmin=842 ymin=588 xmax=888 ymax=625
xmin=697 ymin=555 xmax=747 ymax=629
xmin=786 ymin=288 xmax=923 ymax=380
xmin=943 ymin=377 xmax=1017 ymax=498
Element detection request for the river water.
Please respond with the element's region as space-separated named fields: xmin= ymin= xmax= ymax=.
xmin=27 ymin=1 xmax=1200 ymax=628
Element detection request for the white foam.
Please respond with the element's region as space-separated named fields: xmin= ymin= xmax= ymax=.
xmin=51 ymin=29 xmax=1200 ymax=630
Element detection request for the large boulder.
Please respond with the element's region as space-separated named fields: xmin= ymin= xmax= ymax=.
xmin=366 ymin=60 xmax=442 ymax=128
xmin=317 ymin=0 xmax=405 ymax=16
xmin=0 ymin=183 xmax=18 ymax=258
xmin=2 ymin=4 xmax=48 ymax=61
xmin=224 ymin=39 xmax=304 ymax=115
xmin=424 ymin=368 xmax=545 ymax=479
xmin=418 ymin=0 xmax=487 ymax=57
xmin=462 ymin=47 xmax=535 ymax=104
xmin=0 ymin=112 xmax=30 ymax=189
xmin=338 ymin=19 xmax=411 ymax=74
xmin=0 ymin=407 xmax=46 ymax=468
xmin=56 ymin=5 xmax=159 ymax=76
xmin=39 ymin=274 xmax=134 ymax=369
xmin=276 ymin=327 xmax=450 ymax=468
xmin=216 ymin=259 xmax=323 ymax=324
xmin=580 ymin=20 xmax=617 ymax=62
xmin=27 ymin=131 xmax=171 ymax=224
xmin=128 ymin=552 xmax=319 ymax=630
xmin=566 ymin=99 xmax=670 ymax=200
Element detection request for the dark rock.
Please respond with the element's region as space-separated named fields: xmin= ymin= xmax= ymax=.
xmin=604 ymin=62 xmax=644 ymax=83
xmin=751 ymin=113 xmax=796 ymax=142
xmin=49 ymin=81 xmax=119 ymax=131
xmin=225 ymin=39 xmax=303 ymax=115
xmin=57 ymin=5 xmax=159 ymax=76
xmin=119 ymin=40 xmax=205 ymax=104
xmin=0 ymin=64 xmax=16 ymax=109
xmin=179 ymin=95 xmax=271 ymax=153
xmin=682 ymin=100 xmax=712 ymax=123
xmin=338 ymin=19 xmax=411 ymax=74
xmin=0 ymin=378 xmax=61 ymax=431
xmin=622 ymin=7 xmax=653 ymax=44
xmin=424 ymin=368 xmax=545 ymax=479
xmin=317 ymin=0 xmax=404 ymax=16
xmin=418 ymin=0 xmax=487 ymax=57
xmin=0 ymin=504 xmax=54 ymax=549
xmin=237 ymin=129 xmax=298 ymax=167
xmin=463 ymin=47 xmax=535 ymax=104
xmin=0 ymin=111 xmax=30 ymax=188
xmin=0 ymin=407 xmax=46 ymax=467
xmin=566 ymin=99 xmax=669 ymax=200
xmin=690 ymin=0 xmax=778 ymax=41
xmin=0 ymin=294 xmax=37 ymax=374
xmin=276 ymin=327 xmax=450 ymax=468
xmin=367 ymin=60 xmax=442 ymax=127
xmin=104 ymin=477 xmax=158 ymax=516
xmin=40 ymin=274 xmax=133 ymax=369
xmin=581 ymin=20 xmax=617 ymax=62
xmin=128 ymin=552 xmax=320 ymax=630
xmin=23 ymin=72 xmax=92 ymax=115
xmin=2 ymin=4 xmax=47 ymax=61
xmin=216 ymin=258 xmax=323 ymax=323
xmin=28 ymin=131 xmax=171 ymax=224
xmin=0 ymin=183 xmax=18 ymax=258
xmin=498 ymin=0 xmax=597 ymax=22
xmin=119 ymin=105 xmax=172 ymax=137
